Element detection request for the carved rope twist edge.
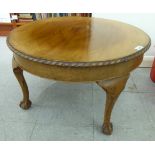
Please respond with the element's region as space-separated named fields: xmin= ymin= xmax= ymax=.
xmin=6 ymin=37 xmax=151 ymax=68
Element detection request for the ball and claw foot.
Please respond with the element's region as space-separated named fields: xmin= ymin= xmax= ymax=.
xmin=102 ymin=122 xmax=113 ymax=135
xmin=19 ymin=100 xmax=32 ymax=110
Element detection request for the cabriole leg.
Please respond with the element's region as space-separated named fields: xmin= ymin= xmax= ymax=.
xmin=96 ymin=74 xmax=129 ymax=135
xmin=12 ymin=57 xmax=31 ymax=110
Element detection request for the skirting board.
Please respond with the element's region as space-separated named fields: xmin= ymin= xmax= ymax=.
xmin=140 ymin=56 xmax=154 ymax=68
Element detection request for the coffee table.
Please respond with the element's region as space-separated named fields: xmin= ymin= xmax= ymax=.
xmin=7 ymin=17 xmax=151 ymax=135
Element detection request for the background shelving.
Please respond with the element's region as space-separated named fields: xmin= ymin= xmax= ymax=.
xmin=0 ymin=13 xmax=92 ymax=36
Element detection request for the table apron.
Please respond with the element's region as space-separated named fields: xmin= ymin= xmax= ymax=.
xmin=13 ymin=54 xmax=144 ymax=82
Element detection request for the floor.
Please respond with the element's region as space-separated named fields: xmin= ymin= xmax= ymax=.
xmin=0 ymin=37 xmax=155 ymax=141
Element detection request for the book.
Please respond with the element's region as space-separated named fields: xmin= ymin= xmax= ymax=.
xmin=18 ymin=13 xmax=32 ymax=19
xmin=31 ymin=13 xmax=37 ymax=20
xmin=18 ymin=19 xmax=33 ymax=22
xmin=35 ymin=13 xmax=42 ymax=20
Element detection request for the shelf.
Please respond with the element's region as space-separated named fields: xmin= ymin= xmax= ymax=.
xmin=0 ymin=23 xmax=15 ymax=36
xmin=0 ymin=13 xmax=92 ymax=36
xmin=0 ymin=22 xmax=29 ymax=36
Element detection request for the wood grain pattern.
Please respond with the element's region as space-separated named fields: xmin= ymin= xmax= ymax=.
xmin=7 ymin=17 xmax=151 ymax=135
xmin=7 ymin=17 xmax=151 ymax=66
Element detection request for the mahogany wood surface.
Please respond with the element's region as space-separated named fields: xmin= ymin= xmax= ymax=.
xmin=7 ymin=17 xmax=151 ymax=135
xmin=8 ymin=17 xmax=150 ymax=64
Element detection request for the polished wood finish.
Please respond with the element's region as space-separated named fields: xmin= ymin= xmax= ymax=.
xmin=8 ymin=17 xmax=150 ymax=64
xmin=7 ymin=17 xmax=151 ymax=135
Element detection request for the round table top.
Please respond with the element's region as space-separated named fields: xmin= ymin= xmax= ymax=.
xmin=7 ymin=17 xmax=151 ymax=67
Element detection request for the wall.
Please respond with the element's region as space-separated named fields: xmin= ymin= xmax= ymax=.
xmin=0 ymin=13 xmax=11 ymax=22
xmin=93 ymin=13 xmax=155 ymax=57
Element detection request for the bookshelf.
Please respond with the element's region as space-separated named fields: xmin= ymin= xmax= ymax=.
xmin=0 ymin=13 xmax=92 ymax=36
